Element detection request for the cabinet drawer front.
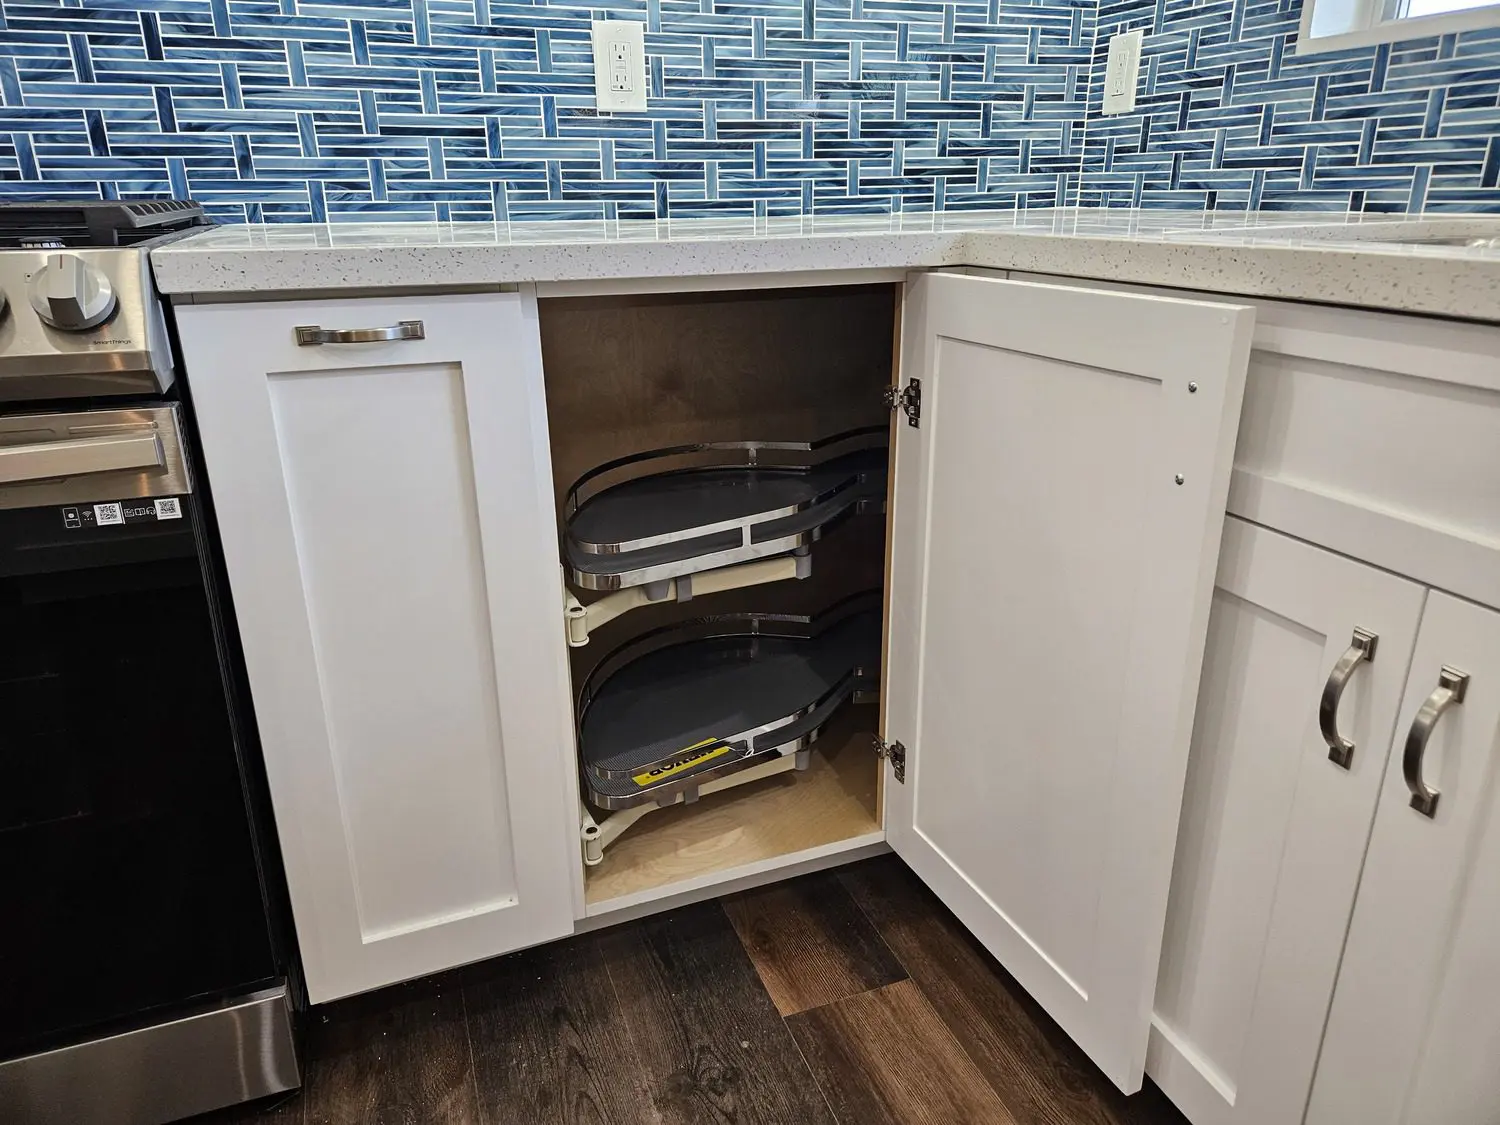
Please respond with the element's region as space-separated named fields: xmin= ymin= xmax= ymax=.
xmin=1006 ymin=272 xmax=1500 ymax=609
xmin=1148 ymin=518 xmax=1424 ymax=1125
xmin=190 ymin=296 xmax=483 ymax=374
xmin=176 ymin=292 xmax=576 ymax=1001
xmin=1228 ymin=302 xmax=1500 ymax=609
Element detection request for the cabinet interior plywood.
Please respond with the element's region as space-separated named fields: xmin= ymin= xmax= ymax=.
xmin=584 ymin=711 xmax=881 ymax=905
xmin=538 ymin=285 xmax=898 ymax=499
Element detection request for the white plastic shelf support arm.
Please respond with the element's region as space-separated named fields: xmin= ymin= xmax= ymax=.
xmin=563 ymin=553 xmax=809 ymax=647
xmin=579 ymin=750 xmax=807 ymax=865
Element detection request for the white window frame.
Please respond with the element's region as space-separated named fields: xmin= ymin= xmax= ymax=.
xmin=1296 ymin=0 xmax=1500 ymax=54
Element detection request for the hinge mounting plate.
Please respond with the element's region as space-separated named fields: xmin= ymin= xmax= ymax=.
xmin=883 ymin=379 xmax=920 ymax=428
xmin=872 ymin=735 xmax=907 ymax=783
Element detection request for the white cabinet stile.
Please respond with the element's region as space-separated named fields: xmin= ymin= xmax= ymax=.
xmin=175 ymin=292 xmax=577 ymax=1002
xmin=884 ymin=271 xmax=1254 ymax=1092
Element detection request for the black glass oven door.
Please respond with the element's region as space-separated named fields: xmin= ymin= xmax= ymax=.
xmin=0 ymin=406 xmax=277 ymax=1058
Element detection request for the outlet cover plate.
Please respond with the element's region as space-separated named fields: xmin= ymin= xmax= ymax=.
xmin=1102 ymin=29 xmax=1143 ymax=115
xmin=592 ymin=20 xmax=647 ymax=113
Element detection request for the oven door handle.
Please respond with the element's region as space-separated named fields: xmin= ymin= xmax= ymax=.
xmin=0 ymin=433 xmax=165 ymax=485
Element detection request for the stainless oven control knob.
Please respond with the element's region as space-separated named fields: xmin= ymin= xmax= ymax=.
xmin=28 ymin=254 xmax=117 ymax=330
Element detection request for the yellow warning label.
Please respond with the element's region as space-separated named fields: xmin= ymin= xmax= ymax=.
xmin=631 ymin=738 xmax=731 ymax=786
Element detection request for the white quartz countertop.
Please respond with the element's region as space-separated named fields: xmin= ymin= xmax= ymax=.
xmin=151 ymin=209 xmax=1500 ymax=321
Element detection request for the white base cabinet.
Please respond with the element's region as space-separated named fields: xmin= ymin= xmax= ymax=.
xmin=175 ymin=292 xmax=577 ymax=1003
xmin=174 ymin=264 xmax=1498 ymax=1123
xmin=1307 ymin=592 xmax=1500 ymax=1125
xmin=178 ymin=273 xmax=1254 ymax=1101
xmin=1148 ymin=517 xmax=1424 ymax=1125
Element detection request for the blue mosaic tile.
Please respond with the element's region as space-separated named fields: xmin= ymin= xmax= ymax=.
xmin=1082 ymin=0 xmax=1500 ymax=211
xmin=0 ymin=0 xmax=1496 ymax=218
xmin=0 ymin=0 xmax=1094 ymax=217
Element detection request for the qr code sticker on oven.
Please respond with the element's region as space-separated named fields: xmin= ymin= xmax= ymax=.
xmin=93 ymin=502 xmax=123 ymax=526
xmin=155 ymin=497 xmax=182 ymax=520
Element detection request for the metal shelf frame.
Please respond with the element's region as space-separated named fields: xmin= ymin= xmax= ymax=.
xmin=562 ymin=426 xmax=888 ymax=591
xmin=574 ymin=597 xmax=882 ymax=862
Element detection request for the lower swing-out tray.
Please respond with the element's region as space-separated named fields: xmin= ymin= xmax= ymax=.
xmin=564 ymin=428 xmax=888 ymax=591
xmin=577 ymin=599 xmax=881 ymax=811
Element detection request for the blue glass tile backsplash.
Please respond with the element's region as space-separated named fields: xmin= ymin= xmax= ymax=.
xmin=0 ymin=0 xmax=1496 ymax=219
xmin=1083 ymin=1 xmax=1500 ymax=212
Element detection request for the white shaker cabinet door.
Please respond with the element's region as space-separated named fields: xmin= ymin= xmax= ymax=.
xmin=1307 ymin=593 xmax=1500 ymax=1125
xmin=1148 ymin=517 xmax=1424 ymax=1125
xmin=885 ymin=271 xmax=1254 ymax=1092
xmin=176 ymin=292 xmax=576 ymax=1002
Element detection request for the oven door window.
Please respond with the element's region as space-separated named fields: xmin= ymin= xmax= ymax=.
xmin=0 ymin=498 xmax=277 ymax=1057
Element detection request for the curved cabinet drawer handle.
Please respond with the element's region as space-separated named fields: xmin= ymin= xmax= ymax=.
xmin=1320 ymin=627 xmax=1378 ymax=769
xmin=1402 ymin=665 xmax=1470 ymax=819
xmin=294 ymin=320 xmax=426 ymax=346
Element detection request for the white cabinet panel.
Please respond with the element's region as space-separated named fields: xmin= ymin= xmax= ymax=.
xmin=1307 ymin=593 xmax=1500 ymax=1125
xmin=886 ymin=271 xmax=1253 ymax=1092
xmin=175 ymin=292 xmax=576 ymax=1002
xmin=1148 ymin=518 xmax=1424 ymax=1125
xmin=269 ymin=364 xmax=516 ymax=939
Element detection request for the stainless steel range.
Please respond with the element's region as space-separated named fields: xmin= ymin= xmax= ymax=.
xmin=0 ymin=201 xmax=300 ymax=1124
xmin=0 ymin=201 xmax=194 ymax=400
xmin=0 ymin=252 xmax=172 ymax=399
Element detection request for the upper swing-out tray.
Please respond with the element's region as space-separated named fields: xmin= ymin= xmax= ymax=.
xmin=577 ymin=597 xmax=881 ymax=810
xmin=563 ymin=427 xmax=888 ymax=591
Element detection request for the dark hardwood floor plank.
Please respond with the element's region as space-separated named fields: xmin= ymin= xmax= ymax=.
xmin=463 ymin=934 xmax=660 ymax=1125
xmin=787 ymin=979 xmax=1017 ymax=1125
xmin=598 ymin=901 xmax=837 ymax=1125
xmin=722 ymin=871 xmax=908 ymax=1016
xmin=194 ymin=855 xmax=1186 ymax=1125
xmin=299 ymin=977 xmax=479 ymax=1125
xmin=838 ymin=856 xmax=1189 ymax=1125
xmin=182 ymin=1090 xmax=304 ymax=1124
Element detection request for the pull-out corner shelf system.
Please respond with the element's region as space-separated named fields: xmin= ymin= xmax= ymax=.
xmin=563 ymin=429 xmax=888 ymax=864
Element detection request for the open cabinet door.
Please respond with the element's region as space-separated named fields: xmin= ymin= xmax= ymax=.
xmin=885 ymin=271 xmax=1254 ymax=1092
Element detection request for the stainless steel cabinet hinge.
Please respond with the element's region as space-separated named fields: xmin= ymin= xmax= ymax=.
xmin=872 ymin=735 xmax=906 ymax=783
xmin=883 ymin=379 xmax=920 ymax=428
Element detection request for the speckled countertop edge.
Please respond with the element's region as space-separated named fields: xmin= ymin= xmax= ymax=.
xmin=150 ymin=210 xmax=1500 ymax=322
xmin=959 ymin=234 xmax=1500 ymax=321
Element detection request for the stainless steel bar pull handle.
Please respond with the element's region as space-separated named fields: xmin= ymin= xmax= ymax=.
xmin=0 ymin=433 xmax=164 ymax=485
xmin=294 ymin=320 xmax=425 ymax=346
xmin=1320 ymin=627 xmax=1378 ymax=769
xmin=1402 ymin=666 xmax=1470 ymax=818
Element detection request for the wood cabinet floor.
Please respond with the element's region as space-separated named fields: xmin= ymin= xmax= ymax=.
xmin=193 ymin=857 xmax=1188 ymax=1125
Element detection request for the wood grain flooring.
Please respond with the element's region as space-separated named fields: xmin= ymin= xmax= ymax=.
xmin=598 ymin=901 xmax=835 ymax=1125
xmin=723 ymin=872 xmax=906 ymax=1016
xmin=464 ymin=935 xmax=657 ymax=1125
xmin=302 ymin=977 xmax=477 ymax=1125
xmin=789 ymin=980 xmax=1016 ymax=1125
xmin=192 ymin=855 xmax=1189 ymax=1125
xmin=838 ymin=858 xmax=1187 ymax=1125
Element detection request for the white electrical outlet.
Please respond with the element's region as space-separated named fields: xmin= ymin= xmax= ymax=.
xmin=1102 ymin=29 xmax=1143 ymax=115
xmin=592 ymin=20 xmax=646 ymax=113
